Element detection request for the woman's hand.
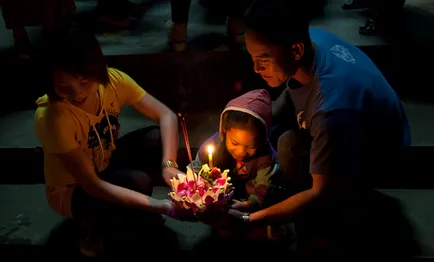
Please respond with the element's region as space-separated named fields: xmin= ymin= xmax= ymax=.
xmin=162 ymin=167 xmax=182 ymax=187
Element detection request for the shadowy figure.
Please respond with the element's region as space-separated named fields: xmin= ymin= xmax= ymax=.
xmin=169 ymin=0 xmax=254 ymax=51
xmin=95 ymin=0 xmax=148 ymax=28
xmin=1 ymin=0 xmax=76 ymax=58
xmin=342 ymin=0 xmax=406 ymax=37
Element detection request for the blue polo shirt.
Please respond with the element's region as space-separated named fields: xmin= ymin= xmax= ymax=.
xmin=287 ymin=28 xmax=410 ymax=176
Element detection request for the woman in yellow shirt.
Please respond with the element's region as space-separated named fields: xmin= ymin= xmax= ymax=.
xmin=34 ymin=25 xmax=191 ymax=257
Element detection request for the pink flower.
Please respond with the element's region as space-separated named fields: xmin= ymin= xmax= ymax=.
xmin=196 ymin=180 xmax=207 ymax=189
xmin=215 ymin=178 xmax=227 ymax=186
xmin=178 ymin=190 xmax=187 ymax=198
xmin=187 ymin=180 xmax=196 ymax=189
xmin=198 ymin=187 xmax=206 ymax=196
xmin=187 ymin=190 xmax=197 ymax=198
xmin=177 ymin=182 xmax=187 ymax=192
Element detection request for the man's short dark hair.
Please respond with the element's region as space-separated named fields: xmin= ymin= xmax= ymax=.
xmin=244 ymin=0 xmax=312 ymax=47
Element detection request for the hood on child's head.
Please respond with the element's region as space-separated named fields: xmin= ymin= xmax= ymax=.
xmin=219 ymin=89 xmax=272 ymax=141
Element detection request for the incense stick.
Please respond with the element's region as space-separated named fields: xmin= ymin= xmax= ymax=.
xmin=178 ymin=113 xmax=194 ymax=176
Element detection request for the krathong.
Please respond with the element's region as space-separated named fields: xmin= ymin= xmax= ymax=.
xmin=169 ymin=164 xmax=234 ymax=211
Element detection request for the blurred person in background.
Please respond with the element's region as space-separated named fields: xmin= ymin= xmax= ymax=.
xmin=169 ymin=0 xmax=254 ymax=51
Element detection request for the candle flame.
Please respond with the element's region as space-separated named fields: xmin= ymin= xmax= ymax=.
xmin=207 ymin=145 xmax=214 ymax=155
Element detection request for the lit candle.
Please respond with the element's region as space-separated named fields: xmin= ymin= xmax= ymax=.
xmin=207 ymin=145 xmax=214 ymax=168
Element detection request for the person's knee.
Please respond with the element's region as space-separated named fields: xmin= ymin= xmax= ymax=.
xmin=277 ymin=130 xmax=311 ymax=181
xmin=133 ymin=126 xmax=163 ymax=161
xmin=142 ymin=126 xmax=162 ymax=149
xmin=130 ymin=170 xmax=153 ymax=196
xmin=142 ymin=127 xmax=163 ymax=169
xmin=277 ymin=130 xmax=299 ymax=155
xmin=109 ymin=169 xmax=154 ymax=196
xmin=278 ymin=130 xmax=311 ymax=155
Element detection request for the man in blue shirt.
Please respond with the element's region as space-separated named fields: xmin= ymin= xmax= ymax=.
xmin=228 ymin=0 xmax=411 ymax=255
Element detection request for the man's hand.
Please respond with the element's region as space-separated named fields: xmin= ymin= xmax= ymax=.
xmin=228 ymin=208 xmax=249 ymax=222
xmin=162 ymin=167 xmax=180 ymax=186
xmin=225 ymin=209 xmax=252 ymax=229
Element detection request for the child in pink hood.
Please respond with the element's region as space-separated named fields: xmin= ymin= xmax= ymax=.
xmin=187 ymin=89 xmax=293 ymax=245
xmin=191 ymin=89 xmax=280 ymax=214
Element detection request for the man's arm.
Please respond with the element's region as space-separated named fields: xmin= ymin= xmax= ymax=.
xmin=249 ymin=173 xmax=327 ymax=223
xmin=248 ymin=110 xmax=361 ymax=223
xmin=132 ymin=93 xmax=180 ymax=185
xmin=239 ymin=160 xmax=280 ymax=212
xmin=57 ymin=148 xmax=171 ymax=214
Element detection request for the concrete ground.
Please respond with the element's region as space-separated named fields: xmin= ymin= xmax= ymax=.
xmin=1 ymin=0 xmax=434 ymax=258
xmin=1 ymin=184 xmax=433 ymax=257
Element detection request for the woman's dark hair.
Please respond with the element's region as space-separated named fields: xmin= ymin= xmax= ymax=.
xmin=38 ymin=24 xmax=109 ymax=100
xmin=244 ymin=0 xmax=312 ymax=48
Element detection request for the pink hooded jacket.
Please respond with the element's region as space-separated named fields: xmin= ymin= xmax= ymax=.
xmin=191 ymin=89 xmax=279 ymax=211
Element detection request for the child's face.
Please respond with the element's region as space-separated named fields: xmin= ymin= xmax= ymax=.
xmin=225 ymin=128 xmax=258 ymax=161
xmin=53 ymin=68 xmax=99 ymax=106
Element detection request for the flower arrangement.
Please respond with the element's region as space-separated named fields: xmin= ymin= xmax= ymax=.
xmin=169 ymin=164 xmax=234 ymax=211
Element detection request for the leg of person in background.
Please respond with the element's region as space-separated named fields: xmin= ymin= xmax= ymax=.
xmin=359 ymin=0 xmax=406 ymax=36
xmin=1 ymin=1 xmax=32 ymax=58
xmin=96 ymin=0 xmax=133 ymax=28
xmin=169 ymin=0 xmax=192 ymax=51
xmin=12 ymin=26 xmax=32 ymax=58
xmin=47 ymin=0 xmax=76 ymax=28
xmin=225 ymin=0 xmax=254 ymax=49
xmin=341 ymin=0 xmax=375 ymax=10
xmin=376 ymin=0 xmax=406 ymax=36
xmin=72 ymin=126 xmax=164 ymax=258
xmin=41 ymin=0 xmax=76 ymax=39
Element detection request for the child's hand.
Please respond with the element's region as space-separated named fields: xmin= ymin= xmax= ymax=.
xmin=166 ymin=200 xmax=198 ymax=222
xmin=195 ymin=203 xmax=229 ymax=227
xmin=231 ymin=199 xmax=249 ymax=211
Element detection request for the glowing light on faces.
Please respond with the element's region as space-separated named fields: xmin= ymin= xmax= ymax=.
xmin=225 ymin=128 xmax=258 ymax=161
xmin=53 ymin=69 xmax=99 ymax=104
